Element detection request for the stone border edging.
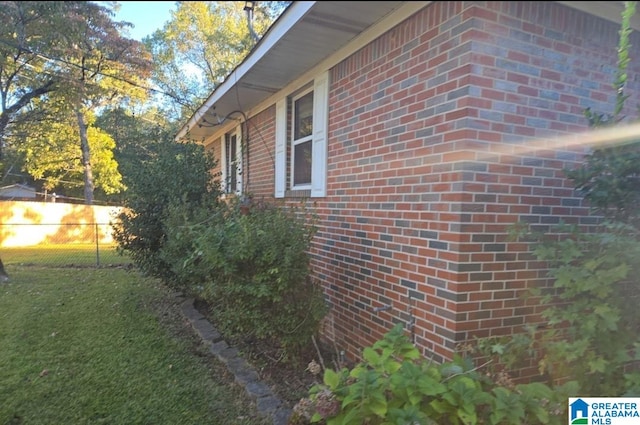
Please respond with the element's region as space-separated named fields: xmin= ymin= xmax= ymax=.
xmin=177 ymin=295 xmax=293 ymax=425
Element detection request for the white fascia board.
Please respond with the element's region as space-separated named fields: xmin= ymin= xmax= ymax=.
xmin=176 ymin=1 xmax=316 ymax=141
xmin=245 ymin=1 xmax=430 ymax=120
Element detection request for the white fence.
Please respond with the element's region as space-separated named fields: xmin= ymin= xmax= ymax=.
xmin=0 ymin=201 xmax=123 ymax=247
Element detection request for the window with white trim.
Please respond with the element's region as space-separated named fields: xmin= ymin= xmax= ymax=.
xmin=292 ymin=89 xmax=313 ymax=188
xmin=275 ymin=71 xmax=329 ymax=198
xmin=222 ymin=126 xmax=242 ymax=195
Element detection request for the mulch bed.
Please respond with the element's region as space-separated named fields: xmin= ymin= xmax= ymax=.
xmin=193 ymin=298 xmax=337 ymax=408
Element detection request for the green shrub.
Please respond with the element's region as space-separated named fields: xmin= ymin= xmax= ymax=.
xmin=159 ymin=196 xmax=228 ymax=292
xmin=294 ymin=324 xmax=575 ymax=425
xmin=565 ymin=112 xmax=640 ymax=228
xmin=112 ymin=138 xmax=220 ymax=282
xmin=167 ymin=198 xmax=327 ymax=354
xmin=506 ymin=221 xmax=640 ymax=396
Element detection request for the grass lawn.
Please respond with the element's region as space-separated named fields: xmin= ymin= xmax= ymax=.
xmin=2 ymin=244 xmax=131 ymax=267
xmin=0 ymin=259 xmax=269 ymax=425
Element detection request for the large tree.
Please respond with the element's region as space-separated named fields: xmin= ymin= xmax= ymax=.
xmin=145 ymin=1 xmax=290 ymax=120
xmin=1 ymin=1 xmax=153 ymax=203
xmin=0 ymin=1 xmax=66 ymax=160
xmin=53 ymin=2 xmax=153 ymax=203
xmin=95 ymin=105 xmax=178 ymax=204
xmin=19 ymin=106 xmax=125 ymax=198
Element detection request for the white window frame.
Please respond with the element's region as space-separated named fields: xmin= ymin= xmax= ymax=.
xmin=290 ymin=88 xmax=314 ymax=191
xmin=222 ymin=125 xmax=242 ymax=196
xmin=275 ymin=70 xmax=329 ymax=198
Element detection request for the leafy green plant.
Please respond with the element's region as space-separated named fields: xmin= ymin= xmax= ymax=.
xmin=164 ymin=197 xmax=326 ymax=354
xmin=565 ymin=118 xmax=640 ymax=226
xmin=296 ymin=324 xmax=574 ymax=425
xmin=112 ymin=137 xmax=221 ymax=282
xmin=472 ymin=323 xmax=541 ymax=378
xmin=509 ymin=221 xmax=640 ymax=396
xmin=159 ymin=195 xmax=229 ymax=292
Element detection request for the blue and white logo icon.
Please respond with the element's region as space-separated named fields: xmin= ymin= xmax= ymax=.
xmin=568 ymin=397 xmax=640 ymax=424
xmin=570 ymin=398 xmax=588 ymax=424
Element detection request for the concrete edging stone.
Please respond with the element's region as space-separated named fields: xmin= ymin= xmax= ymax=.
xmin=177 ymin=295 xmax=293 ymax=425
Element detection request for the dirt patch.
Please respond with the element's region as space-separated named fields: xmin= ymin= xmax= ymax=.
xmin=193 ymin=298 xmax=338 ymax=408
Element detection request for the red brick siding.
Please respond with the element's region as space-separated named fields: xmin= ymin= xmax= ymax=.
xmin=450 ymin=0 xmax=639 ymax=375
xmin=205 ymin=110 xmax=277 ymax=198
xmin=322 ymin=0 xmax=640 ymax=365
xmin=240 ymin=1 xmax=640 ymax=369
xmin=204 ymin=136 xmax=222 ymax=181
xmin=245 ymin=109 xmax=277 ymax=198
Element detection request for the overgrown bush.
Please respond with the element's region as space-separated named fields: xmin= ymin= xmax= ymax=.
xmin=112 ymin=137 xmax=220 ymax=282
xmin=565 ymin=109 xmax=640 ymax=227
xmin=113 ymin=134 xmax=324 ymax=354
xmin=291 ymin=324 xmax=576 ymax=425
xmin=159 ymin=195 xmax=228 ymax=292
xmin=164 ymin=198 xmax=327 ymax=354
xmin=498 ymin=221 xmax=640 ymax=396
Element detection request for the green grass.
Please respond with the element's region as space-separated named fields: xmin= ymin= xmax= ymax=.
xmin=2 ymin=244 xmax=131 ymax=267
xmin=0 ymin=263 xmax=269 ymax=425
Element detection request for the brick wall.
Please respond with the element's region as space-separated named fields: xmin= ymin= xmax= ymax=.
xmin=206 ymin=107 xmax=277 ymax=198
xmin=235 ymin=1 xmax=640 ymax=374
xmin=245 ymin=111 xmax=277 ymax=197
xmin=204 ymin=136 xmax=222 ymax=177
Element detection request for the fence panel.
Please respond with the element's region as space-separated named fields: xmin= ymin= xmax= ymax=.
xmin=0 ymin=222 xmax=129 ymax=268
xmin=1 ymin=200 xmax=128 ymax=267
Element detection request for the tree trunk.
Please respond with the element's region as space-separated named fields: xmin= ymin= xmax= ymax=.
xmin=0 ymin=257 xmax=9 ymax=282
xmin=76 ymin=109 xmax=94 ymax=204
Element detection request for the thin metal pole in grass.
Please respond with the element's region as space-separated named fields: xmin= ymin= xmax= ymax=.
xmin=95 ymin=223 xmax=100 ymax=266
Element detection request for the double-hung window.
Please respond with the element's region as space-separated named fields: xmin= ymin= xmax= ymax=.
xmin=292 ymin=90 xmax=313 ymax=188
xmin=275 ymin=71 xmax=329 ymax=198
xmin=222 ymin=126 xmax=242 ymax=195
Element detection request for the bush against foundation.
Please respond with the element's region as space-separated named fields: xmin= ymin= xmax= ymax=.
xmin=294 ymin=324 xmax=575 ymax=425
xmin=159 ymin=196 xmax=227 ymax=292
xmin=167 ymin=198 xmax=326 ymax=354
xmin=113 ymin=138 xmax=220 ymax=281
xmin=508 ymin=221 xmax=640 ymax=396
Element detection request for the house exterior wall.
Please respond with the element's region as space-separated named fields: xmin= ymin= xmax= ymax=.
xmin=245 ymin=110 xmax=277 ymax=197
xmin=0 ymin=185 xmax=36 ymax=200
xmin=205 ymin=109 xmax=278 ymax=198
xmin=205 ymin=136 xmax=223 ymax=179
xmin=232 ymin=1 xmax=639 ymax=376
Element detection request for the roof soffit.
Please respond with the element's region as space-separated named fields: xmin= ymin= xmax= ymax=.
xmin=178 ymin=1 xmax=638 ymax=142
